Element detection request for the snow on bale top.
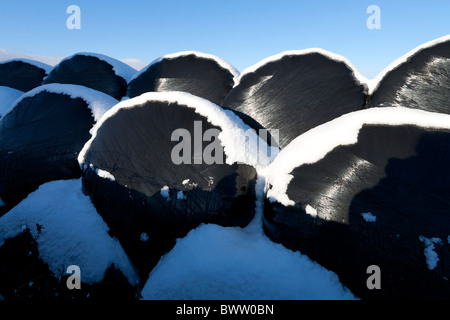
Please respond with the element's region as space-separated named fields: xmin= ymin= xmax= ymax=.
xmin=0 ymin=58 xmax=53 ymax=74
xmin=127 ymin=51 xmax=239 ymax=105
xmin=264 ymin=107 xmax=450 ymax=206
xmin=0 ymin=179 xmax=139 ymax=286
xmin=2 ymin=83 xmax=118 ymax=123
xmin=235 ymin=48 xmax=369 ymax=89
xmin=57 ymin=52 xmax=138 ymax=83
xmin=0 ymin=86 xmax=23 ymax=119
xmin=368 ymin=35 xmax=450 ymax=114
xmin=42 ymin=53 xmax=137 ymax=100
xmin=132 ymin=51 xmax=239 ymax=83
xmin=369 ymin=34 xmax=450 ymax=96
xmin=222 ymin=48 xmax=368 ymax=149
xmin=0 ymin=83 xmax=118 ymax=215
xmin=0 ymin=59 xmax=52 ymax=92
xmin=79 ymin=91 xmax=275 ymax=170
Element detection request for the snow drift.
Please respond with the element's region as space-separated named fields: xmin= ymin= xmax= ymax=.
xmin=263 ymin=107 xmax=450 ymax=299
xmin=42 ymin=52 xmax=137 ymax=100
xmin=127 ymin=51 xmax=239 ymax=105
xmin=0 ymin=58 xmax=51 ymax=92
xmin=0 ymin=84 xmax=117 ymax=215
xmin=141 ymin=222 xmax=356 ymax=300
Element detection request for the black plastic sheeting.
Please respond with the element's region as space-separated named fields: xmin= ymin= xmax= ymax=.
xmin=42 ymin=54 xmax=130 ymax=100
xmin=0 ymin=91 xmax=97 ymax=215
xmin=222 ymin=52 xmax=367 ymax=148
xmin=81 ymin=98 xmax=257 ymax=281
xmin=127 ymin=54 xmax=236 ymax=105
xmin=0 ymin=60 xmax=49 ymax=92
xmin=370 ymin=39 xmax=450 ymax=114
xmin=264 ymin=124 xmax=450 ymax=299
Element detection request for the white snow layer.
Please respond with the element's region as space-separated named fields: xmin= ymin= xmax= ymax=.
xmin=58 ymin=52 xmax=138 ymax=83
xmin=361 ymin=212 xmax=377 ymax=222
xmin=419 ymin=236 xmax=442 ymax=270
xmin=96 ymin=168 xmax=116 ymax=181
xmin=177 ymin=191 xmax=186 ymax=200
xmin=130 ymin=51 xmax=240 ymax=84
xmin=160 ymin=186 xmax=171 ymax=202
xmin=141 ymin=222 xmax=356 ymax=300
xmin=264 ymin=107 xmax=450 ymax=206
xmin=0 ymin=86 xmax=23 ymax=118
xmin=0 ymin=58 xmax=53 ymax=74
xmin=305 ymin=205 xmax=318 ymax=218
xmin=78 ymin=91 xmax=277 ymax=170
xmin=2 ymin=83 xmax=118 ymax=123
xmin=0 ymin=179 xmax=139 ymax=285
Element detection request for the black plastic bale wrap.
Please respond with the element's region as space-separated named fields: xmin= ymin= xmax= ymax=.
xmin=0 ymin=89 xmax=102 ymax=215
xmin=43 ymin=54 xmax=133 ymax=100
xmin=0 ymin=60 xmax=50 ymax=92
xmin=264 ymin=122 xmax=450 ymax=299
xmin=80 ymin=96 xmax=257 ymax=281
xmin=127 ymin=53 xmax=237 ymax=105
xmin=222 ymin=51 xmax=367 ymax=148
xmin=370 ymin=38 xmax=450 ymax=114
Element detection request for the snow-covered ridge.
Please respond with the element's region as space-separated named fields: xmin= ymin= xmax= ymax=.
xmin=131 ymin=51 xmax=240 ymax=84
xmin=369 ymin=34 xmax=450 ymax=95
xmin=264 ymin=107 xmax=450 ymax=206
xmin=235 ymin=48 xmax=370 ymax=91
xmin=0 ymin=58 xmax=53 ymax=74
xmin=56 ymin=52 xmax=138 ymax=83
xmin=78 ymin=91 xmax=276 ymax=170
xmin=2 ymin=83 xmax=118 ymax=123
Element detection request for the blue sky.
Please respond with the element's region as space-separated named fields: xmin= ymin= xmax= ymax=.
xmin=0 ymin=0 xmax=449 ymax=77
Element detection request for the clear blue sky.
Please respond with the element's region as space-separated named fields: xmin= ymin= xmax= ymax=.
xmin=0 ymin=0 xmax=449 ymax=78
